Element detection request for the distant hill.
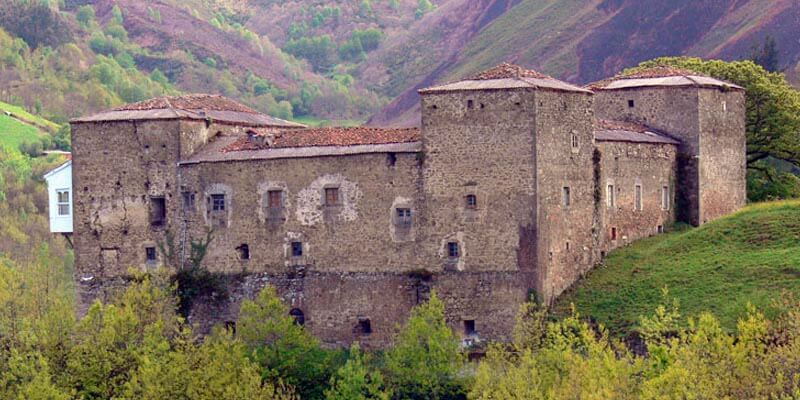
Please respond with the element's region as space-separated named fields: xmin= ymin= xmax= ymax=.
xmin=0 ymin=1 xmax=797 ymax=127
xmin=0 ymin=101 xmax=50 ymax=150
xmin=366 ymin=0 xmax=800 ymax=126
xmin=555 ymin=201 xmax=800 ymax=335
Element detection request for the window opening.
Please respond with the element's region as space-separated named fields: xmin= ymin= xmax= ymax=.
xmin=57 ymin=190 xmax=70 ymax=216
xmin=465 ymin=194 xmax=477 ymax=209
xmin=291 ymin=242 xmax=303 ymax=257
xmin=150 ymin=196 xmax=166 ymax=227
xmin=290 ymin=308 xmax=305 ymax=326
xmin=562 ymin=187 xmax=571 ymax=207
xmin=447 ymin=242 xmax=460 ymax=258
xmin=635 ymin=184 xmax=643 ymax=211
xmin=325 ymin=187 xmax=340 ymax=206
xmin=464 ymin=320 xmax=476 ymax=335
xmin=211 ymin=194 xmax=225 ymax=211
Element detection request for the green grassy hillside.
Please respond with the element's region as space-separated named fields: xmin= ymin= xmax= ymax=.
xmin=0 ymin=113 xmax=47 ymax=150
xmin=556 ymin=201 xmax=800 ymax=334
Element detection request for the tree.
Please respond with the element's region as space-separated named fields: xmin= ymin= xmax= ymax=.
xmin=76 ymin=5 xmax=96 ymax=28
xmin=325 ymin=343 xmax=391 ymax=400
xmin=237 ymin=286 xmax=332 ymax=399
xmin=750 ymin=35 xmax=780 ymax=72
xmin=415 ymin=0 xmax=436 ymax=20
xmin=384 ymin=291 xmax=466 ymax=399
xmin=629 ymin=57 xmax=800 ymax=172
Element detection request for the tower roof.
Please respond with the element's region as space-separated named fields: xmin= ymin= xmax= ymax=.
xmin=419 ymin=63 xmax=591 ymax=94
xmin=71 ymin=94 xmax=306 ymax=128
xmin=589 ymin=66 xmax=744 ymax=91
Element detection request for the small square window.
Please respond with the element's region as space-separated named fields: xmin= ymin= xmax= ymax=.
xmin=562 ymin=187 xmax=571 ymax=207
xmin=291 ymin=242 xmax=303 ymax=257
xmin=464 ymin=320 xmax=476 ymax=335
xmin=357 ymin=318 xmax=372 ymax=336
xmin=145 ymin=247 xmax=157 ymax=263
xmin=447 ymin=242 xmax=460 ymax=258
xmin=628 ymin=100 xmax=635 ymax=108
xmin=396 ymin=208 xmax=412 ymax=225
xmin=238 ymin=244 xmax=250 ymax=260
xmin=267 ymin=190 xmax=283 ymax=209
xmin=325 ymin=187 xmax=339 ymax=206
xmin=465 ymin=194 xmax=477 ymax=209
xmin=211 ymin=194 xmax=225 ymax=211
xmin=467 ymin=100 xmax=474 ymax=109
xmin=182 ymin=192 xmax=195 ymax=212
xmin=57 ymin=189 xmax=70 ymax=216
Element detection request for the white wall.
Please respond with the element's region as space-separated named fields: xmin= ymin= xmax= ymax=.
xmin=44 ymin=161 xmax=73 ymax=233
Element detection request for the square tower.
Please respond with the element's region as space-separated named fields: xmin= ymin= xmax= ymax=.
xmin=418 ymin=63 xmax=596 ymax=301
xmin=591 ymin=67 xmax=746 ymax=225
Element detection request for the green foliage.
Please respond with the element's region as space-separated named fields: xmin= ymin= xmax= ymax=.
xmin=557 ymin=200 xmax=800 ymax=334
xmin=747 ymin=163 xmax=800 ymax=201
xmin=385 ymin=291 xmax=467 ymax=399
xmin=0 ymin=0 xmax=72 ymax=49
xmin=325 ymin=343 xmax=391 ymax=400
xmin=111 ymin=5 xmax=124 ymax=25
xmin=311 ymin=6 xmax=341 ymax=28
xmin=238 ymin=286 xmax=334 ymax=399
xmin=76 ymin=5 xmax=96 ymax=28
xmin=415 ymin=0 xmax=436 ymax=20
xmin=283 ymin=35 xmax=337 ymax=72
xmin=0 ymin=113 xmax=46 ymax=150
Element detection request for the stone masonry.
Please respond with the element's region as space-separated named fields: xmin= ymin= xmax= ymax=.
xmin=70 ymin=65 xmax=746 ymax=348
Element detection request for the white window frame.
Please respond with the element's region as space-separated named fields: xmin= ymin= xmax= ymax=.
xmin=56 ymin=189 xmax=70 ymax=216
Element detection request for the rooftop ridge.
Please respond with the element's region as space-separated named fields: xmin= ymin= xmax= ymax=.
xmin=467 ymin=62 xmax=551 ymax=81
xmin=114 ymin=94 xmax=260 ymax=114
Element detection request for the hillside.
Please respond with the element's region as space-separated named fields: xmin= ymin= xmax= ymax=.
xmin=367 ymin=0 xmax=800 ymax=126
xmin=556 ymin=201 xmax=800 ymax=335
xmin=0 ymin=100 xmax=54 ymax=150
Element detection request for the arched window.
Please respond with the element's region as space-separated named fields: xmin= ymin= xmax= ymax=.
xmin=289 ymin=308 xmax=305 ymax=326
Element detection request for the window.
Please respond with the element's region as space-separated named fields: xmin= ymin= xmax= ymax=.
xmin=661 ymin=186 xmax=670 ymax=210
xmin=357 ymin=318 xmax=372 ymax=336
xmin=291 ymin=242 xmax=303 ymax=257
xmin=290 ymin=308 xmax=305 ymax=326
xmin=211 ymin=194 xmax=225 ymax=211
xmin=464 ymin=320 xmax=476 ymax=335
xmin=57 ymin=190 xmax=70 ymax=216
xmin=182 ymin=192 xmax=195 ymax=212
xmin=267 ymin=190 xmax=283 ymax=209
xmin=387 ymin=152 xmax=397 ymax=167
xmin=396 ymin=208 xmax=412 ymax=226
xmin=566 ymin=241 xmax=570 ymax=251
xmin=611 ymin=227 xmax=617 ymax=241
xmin=324 ymin=187 xmax=339 ymax=206
xmin=447 ymin=242 xmax=460 ymax=258
xmin=467 ymin=99 xmax=474 ymax=109
xmin=150 ymin=197 xmax=166 ymax=227
xmin=571 ymin=133 xmax=579 ymax=149
xmin=562 ymin=187 xmax=571 ymax=207
xmin=628 ymin=99 xmax=635 ymax=108
xmin=657 ymin=225 xmax=664 ymax=234
xmin=607 ymin=184 xmax=615 ymax=208
xmin=465 ymin=194 xmax=477 ymax=209
xmin=238 ymin=244 xmax=250 ymax=260
xmin=634 ymin=184 xmax=643 ymax=211
xmin=145 ymin=247 xmax=157 ymax=264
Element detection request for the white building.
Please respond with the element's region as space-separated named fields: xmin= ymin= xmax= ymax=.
xmin=43 ymin=160 xmax=73 ymax=233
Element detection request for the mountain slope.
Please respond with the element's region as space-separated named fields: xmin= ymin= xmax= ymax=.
xmin=367 ymin=0 xmax=800 ymax=126
xmin=556 ymin=201 xmax=800 ymax=334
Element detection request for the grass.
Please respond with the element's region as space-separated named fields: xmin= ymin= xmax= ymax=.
xmin=555 ymin=200 xmax=800 ymax=335
xmin=0 ymin=101 xmax=61 ymax=132
xmin=0 ymin=113 xmax=46 ymax=150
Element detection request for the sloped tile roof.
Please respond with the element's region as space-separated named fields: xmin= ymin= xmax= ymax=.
xmin=594 ymin=120 xmax=680 ymax=145
xmin=71 ymin=94 xmax=306 ymax=128
xmin=222 ymin=127 xmax=421 ymax=152
xmin=420 ymin=63 xmax=591 ymax=94
xmin=588 ymin=66 xmax=744 ymax=91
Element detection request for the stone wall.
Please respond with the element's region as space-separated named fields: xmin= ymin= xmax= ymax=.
xmin=177 ymin=151 xmax=422 ymax=274
xmin=596 ymin=141 xmax=678 ymax=252
xmin=532 ymin=90 xmax=598 ymax=301
xmin=697 ymin=89 xmax=747 ymax=223
xmin=420 ymin=89 xmax=538 ymax=277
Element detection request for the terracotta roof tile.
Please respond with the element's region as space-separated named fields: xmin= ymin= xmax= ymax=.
xmin=222 ymin=127 xmax=421 ymax=152
xmin=115 ymin=94 xmax=258 ymax=113
xmin=468 ymin=63 xmax=550 ymax=80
